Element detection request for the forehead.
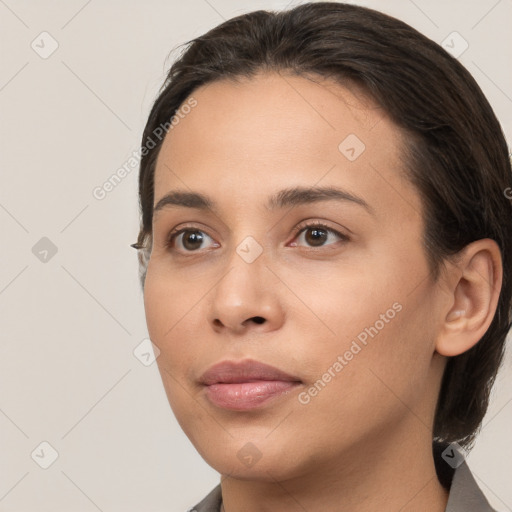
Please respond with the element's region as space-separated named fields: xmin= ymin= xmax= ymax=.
xmin=153 ymin=71 xmax=417 ymax=217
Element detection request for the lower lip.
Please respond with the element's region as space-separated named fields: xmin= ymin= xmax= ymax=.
xmin=204 ymin=380 xmax=301 ymax=410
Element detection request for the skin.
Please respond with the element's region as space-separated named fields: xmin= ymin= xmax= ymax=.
xmin=143 ymin=71 xmax=502 ymax=512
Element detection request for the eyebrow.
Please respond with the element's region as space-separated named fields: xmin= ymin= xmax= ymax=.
xmin=153 ymin=185 xmax=375 ymax=218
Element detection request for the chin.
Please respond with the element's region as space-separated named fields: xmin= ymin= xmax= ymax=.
xmin=194 ymin=436 xmax=309 ymax=482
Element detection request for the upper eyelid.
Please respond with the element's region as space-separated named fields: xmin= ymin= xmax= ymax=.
xmin=292 ymin=221 xmax=347 ymax=236
xmin=169 ymin=222 xmax=345 ymax=238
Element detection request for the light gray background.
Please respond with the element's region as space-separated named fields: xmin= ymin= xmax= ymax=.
xmin=1 ymin=0 xmax=511 ymax=510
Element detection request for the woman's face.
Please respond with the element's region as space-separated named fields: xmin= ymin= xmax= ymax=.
xmin=144 ymin=72 xmax=449 ymax=480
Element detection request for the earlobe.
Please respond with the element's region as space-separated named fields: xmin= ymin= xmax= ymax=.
xmin=435 ymin=239 xmax=503 ymax=358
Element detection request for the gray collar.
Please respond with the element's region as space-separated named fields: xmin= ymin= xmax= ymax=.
xmin=445 ymin=461 xmax=495 ymax=511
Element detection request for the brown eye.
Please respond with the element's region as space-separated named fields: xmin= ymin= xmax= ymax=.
xmin=304 ymin=227 xmax=329 ymax=247
xmin=168 ymin=229 xmax=216 ymax=252
xmin=293 ymin=223 xmax=348 ymax=248
xmin=181 ymin=230 xmax=205 ymax=251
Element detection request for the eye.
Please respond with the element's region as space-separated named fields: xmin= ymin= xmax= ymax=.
xmin=290 ymin=221 xmax=349 ymax=248
xmin=166 ymin=227 xmax=218 ymax=252
xmin=164 ymin=221 xmax=348 ymax=254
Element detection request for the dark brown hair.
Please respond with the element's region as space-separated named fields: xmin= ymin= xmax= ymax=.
xmin=133 ymin=2 xmax=512 ymax=448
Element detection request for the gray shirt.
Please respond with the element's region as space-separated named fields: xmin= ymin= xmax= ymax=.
xmin=188 ymin=459 xmax=496 ymax=512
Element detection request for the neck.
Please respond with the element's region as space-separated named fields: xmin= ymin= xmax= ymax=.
xmin=220 ymin=422 xmax=449 ymax=512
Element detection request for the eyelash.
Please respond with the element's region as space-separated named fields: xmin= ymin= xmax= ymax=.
xmin=165 ymin=221 xmax=349 ymax=253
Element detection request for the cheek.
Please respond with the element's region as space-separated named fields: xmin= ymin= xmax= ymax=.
xmin=143 ymin=266 xmax=199 ymax=369
xmin=143 ymin=270 xmax=205 ymax=420
xmin=289 ymin=252 xmax=435 ymax=401
xmin=143 ymin=270 xmax=173 ymax=342
xmin=144 ymin=257 xmax=206 ymax=330
xmin=277 ymin=258 xmax=400 ymax=349
xmin=293 ymin=304 xmax=435 ymax=448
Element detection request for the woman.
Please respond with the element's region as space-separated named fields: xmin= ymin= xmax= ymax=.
xmin=132 ymin=3 xmax=511 ymax=510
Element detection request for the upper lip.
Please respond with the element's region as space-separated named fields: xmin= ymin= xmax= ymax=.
xmin=199 ymin=359 xmax=301 ymax=385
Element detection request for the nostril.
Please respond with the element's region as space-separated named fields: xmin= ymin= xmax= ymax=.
xmin=251 ymin=316 xmax=265 ymax=324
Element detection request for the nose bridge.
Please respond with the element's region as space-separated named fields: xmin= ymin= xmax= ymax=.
xmin=219 ymin=211 xmax=269 ymax=284
xmin=215 ymin=233 xmax=268 ymax=307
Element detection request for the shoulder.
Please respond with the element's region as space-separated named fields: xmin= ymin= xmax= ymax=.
xmin=187 ymin=484 xmax=222 ymax=512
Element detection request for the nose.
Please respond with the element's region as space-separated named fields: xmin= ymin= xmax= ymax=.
xmin=207 ymin=250 xmax=285 ymax=335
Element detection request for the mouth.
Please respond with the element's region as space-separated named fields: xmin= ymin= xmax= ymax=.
xmin=199 ymin=359 xmax=302 ymax=411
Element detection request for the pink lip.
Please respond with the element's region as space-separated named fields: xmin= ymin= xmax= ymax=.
xmin=200 ymin=359 xmax=302 ymax=410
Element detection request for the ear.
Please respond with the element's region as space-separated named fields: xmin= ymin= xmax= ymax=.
xmin=435 ymin=239 xmax=503 ymax=357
